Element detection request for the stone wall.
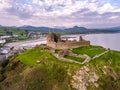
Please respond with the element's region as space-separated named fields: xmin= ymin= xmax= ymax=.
xmin=46 ymin=33 xmax=90 ymax=49
xmin=47 ymin=41 xmax=90 ymax=49
xmin=56 ymin=41 xmax=90 ymax=49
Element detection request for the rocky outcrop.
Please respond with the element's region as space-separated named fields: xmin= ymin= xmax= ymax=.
xmin=71 ymin=65 xmax=99 ymax=90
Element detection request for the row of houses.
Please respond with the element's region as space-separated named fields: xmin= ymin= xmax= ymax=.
xmin=0 ymin=35 xmax=19 ymax=46
xmin=0 ymin=46 xmax=24 ymax=61
xmin=27 ymin=31 xmax=47 ymax=39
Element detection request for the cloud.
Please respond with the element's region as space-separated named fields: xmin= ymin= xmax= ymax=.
xmin=22 ymin=0 xmax=120 ymax=17
xmin=98 ymin=3 xmax=120 ymax=14
xmin=1 ymin=0 xmax=120 ymax=17
xmin=0 ymin=0 xmax=12 ymax=11
xmin=109 ymin=16 xmax=120 ymax=20
xmin=0 ymin=0 xmax=120 ymax=28
xmin=6 ymin=4 xmax=33 ymax=19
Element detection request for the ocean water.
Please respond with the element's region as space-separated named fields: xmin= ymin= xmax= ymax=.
xmin=62 ymin=33 xmax=120 ymax=51
xmin=5 ymin=33 xmax=120 ymax=51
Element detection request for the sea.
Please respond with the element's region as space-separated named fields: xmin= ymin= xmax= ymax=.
xmin=62 ymin=33 xmax=120 ymax=51
xmin=5 ymin=33 xmax=120 ymax=51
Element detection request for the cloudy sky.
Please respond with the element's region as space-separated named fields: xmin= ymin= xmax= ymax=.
xmin=0 ymin=0 xmax=120 ymax=28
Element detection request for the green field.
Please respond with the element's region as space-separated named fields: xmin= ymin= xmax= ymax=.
xmin=88 ymin=50 xmax=120 ymax=90
xmin=1 ymin=45 xmax=120 ymax=90
xmin=89 ymin=50 xmax=120 ymax=72
xmin=0 ymin=27 xmax=25 ymax=35
xmin=18 ymin=47 xmax=78 ymax=66
xmin=18 ymin=47 xmax=56 ymax=66
xmin=64 ymin=55 xmax=84 ymax=62
xmin=0 ymin=27 xmax=29 ymax=42
xmin=72 ymin=45 xmax=105 ymax=57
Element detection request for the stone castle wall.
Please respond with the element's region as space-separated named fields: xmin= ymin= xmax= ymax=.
xmin=46 ymin=33 xmax=90 ymax=49
xmin=47 ymin=41 xmax=90 ymax=49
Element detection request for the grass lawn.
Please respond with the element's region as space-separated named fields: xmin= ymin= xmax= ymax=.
xmin=2 ymin=45 xmax=120 ymax=90
xmin=9 ymin=28 xmax=25 ymax=35
xmin=88 ymin=50 xmax=120 ymax=90
xmin=72 ymin=45 xmax=105 ymax=57
xmin=64 ymin=55 xmax=84 ymax=62
xmin=89 ymin=51 xmax=120 ymax=72
xmin=0 ymin=28 xmax=3 ymax=33
xmin=0 ymin=27 xmax=25 ymax=35
xmin=18 ymin=46 xmax=83 ymax=67
xmin=18 ymin=47 xmax=59 ymax=66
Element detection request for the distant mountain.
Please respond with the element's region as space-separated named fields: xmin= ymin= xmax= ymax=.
xmin=64 ymin=26 xmax=89 ymax=34
xmin=104 ymin=26 xmax=120 ymax=31
xmin=92 ymin=26 xmax=120 ymax=33
xmin=19 ymin=25 xmax=41 ymax=30
xmin=0 ymin=25 xmax=17 ymax=28
xmin=54 ymin=26 xmax=67 ymax=30
xmin=0 ymin=25 xmax=4 ymax=28
xmin=1 ymin=25 xmax=120 ymax=34
xmin=65 ymin=26 xmax=88 ymax=31
xmin=19 ymin=25 xmax=88 ymax=30
xmin=18 ymin=25 xmax=120 ymax=34
xmin=19 ymin=25 xmax=63 ymax=33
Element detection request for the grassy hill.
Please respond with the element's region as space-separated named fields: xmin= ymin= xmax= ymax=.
xmin=72 ymin=46 xmax=105 ymax=57
xmin=0 ymin=46 xmax=120 ymax=90
xmin=0 ymin=27 xmax=25 ymax=35
xmin=0 ymin=27 xmax=29 ymax=42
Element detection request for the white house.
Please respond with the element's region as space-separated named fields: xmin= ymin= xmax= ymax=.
xmin=0 ymin=39 xmax=6 ymax=44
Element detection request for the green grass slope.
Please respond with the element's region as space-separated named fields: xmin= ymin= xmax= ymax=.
xmin=64 ymin=55 xmax=84 ymax=62
xmin=0 ymin=27 xmax=25 ymax=35
xmin=88 ymin=50 xmax=120 ymax=90
xmin=18 ymin=47 xmax=58 ymax=66
xmin=72 ymin=46 xmax=105 ymax=57
xmin=0 ymin=46 xmax=120 ymax=90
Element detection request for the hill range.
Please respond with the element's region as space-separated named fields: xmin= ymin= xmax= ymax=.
xmin=0 ymin=25 xmax=120 ymax=34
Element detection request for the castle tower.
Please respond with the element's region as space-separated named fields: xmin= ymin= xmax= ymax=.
xmin=79 ymin=36 xmax=85 ymax=41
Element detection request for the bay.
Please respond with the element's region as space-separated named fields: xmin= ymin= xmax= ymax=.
xmin=62 ymin=33 xmax=120 ymax=51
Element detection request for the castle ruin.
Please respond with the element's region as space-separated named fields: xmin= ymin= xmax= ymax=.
xmin=46 ymin=33 xmax=90 ymax=49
